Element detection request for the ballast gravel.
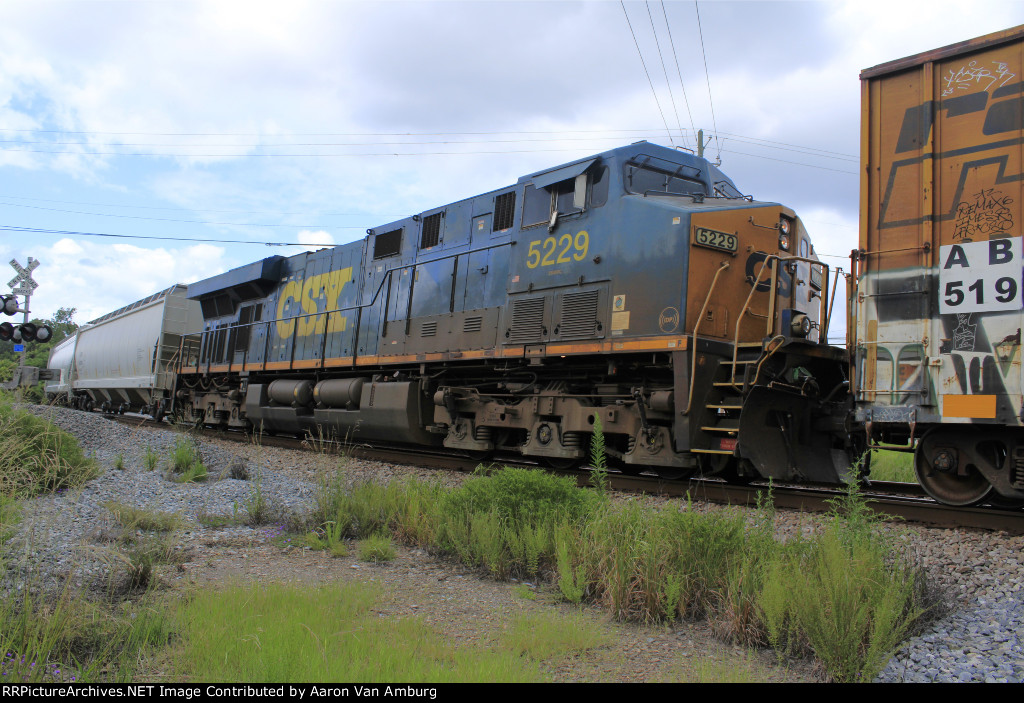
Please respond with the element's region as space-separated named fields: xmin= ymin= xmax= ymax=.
xmin=4 ymin=405 xmax=1023 ymax=683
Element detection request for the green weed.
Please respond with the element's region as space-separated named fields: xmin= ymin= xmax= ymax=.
xmin=102 ymin=501 xmax=180 ymax=533
xmin=357 ymin=533 xmax=396 ymax=563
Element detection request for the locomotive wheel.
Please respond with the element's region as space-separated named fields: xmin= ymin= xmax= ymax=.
xmin=915 ymin=430 xmax=993 ymax=507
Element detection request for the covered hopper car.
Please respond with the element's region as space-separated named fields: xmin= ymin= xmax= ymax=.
xmin=47 ymin=285 xmax=203 ymax=418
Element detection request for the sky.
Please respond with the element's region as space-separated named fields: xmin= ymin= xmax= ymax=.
xmin=1 ymin=0 xmax=1023 ymax=332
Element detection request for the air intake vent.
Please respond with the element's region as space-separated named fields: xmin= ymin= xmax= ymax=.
xmin=420 ymin=321 xmax=438 ymax=337
xmin=493 ymin=192 xmax=516 ymax=231
xmin=420 ymin=212 xmax=442 ymax=249
xmin=374 ymin=229 xmax=402 ymax=259
xmin=508 ymin=297 xmax=545 ymax=343
xmin=464 ymin=316 xmax=482 ymax=333
xmin=558 ymin=290 xmax=599 ymax=339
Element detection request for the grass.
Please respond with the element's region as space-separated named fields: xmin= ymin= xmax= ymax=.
xmin=169 ymin=581 xmax=543 ymax=682
xmin=143 ymin=446 xmax=159 ymax=472
xmin=103 ymin=501 xmax=181 ymax=533
xmin=0 ymin=400 xmax=98 ymax=498
xmin=501 ymin=611 xmax=610 ymax=661
xmin=297 ymin=460 xmax=942 ymax=683
xmin=167 ymin=437 xmax=208 ymax=483
xmin=357 ymin=533 xmax=396 ymax=562
xmin=868 ymin=449 xmax=916 ymax=483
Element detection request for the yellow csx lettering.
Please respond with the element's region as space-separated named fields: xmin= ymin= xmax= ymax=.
xmin=276 ymin=267 xmax=354 ymax=338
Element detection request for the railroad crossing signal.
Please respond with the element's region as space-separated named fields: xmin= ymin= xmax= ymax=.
xmin=9 ymin=258 xmax=39 ymax=296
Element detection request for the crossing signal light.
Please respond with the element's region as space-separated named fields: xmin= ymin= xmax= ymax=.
xmin=1 ymin=296 xmax=18 ymax=316
xmin=0 ymin=322 xmax=52 ymax=343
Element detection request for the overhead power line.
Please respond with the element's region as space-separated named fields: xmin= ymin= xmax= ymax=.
xmin=694 ymin=1 xmax=720 ymax=160
xmin=620 ymin=0 xmax=677 ymax=146
xmin=0 ymin=201 xmax=365 ymax=229
xmin=0 ymin=225 xmax=336 ymax=247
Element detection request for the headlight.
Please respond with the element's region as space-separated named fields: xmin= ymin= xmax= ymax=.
xmin=790 ymin=313 xmax=811 ymax=338
xmin=778 ymin=217 xmax=792 ymax=250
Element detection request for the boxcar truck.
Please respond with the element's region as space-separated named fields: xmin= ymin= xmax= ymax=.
xmin=853 ymin=25 xmax=1024 ymax=506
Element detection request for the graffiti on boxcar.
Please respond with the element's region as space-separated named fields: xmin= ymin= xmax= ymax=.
xmin=953 ymin=188 xmax=1015 ymax=240
xmin=940 ymin=60 xmax=1016 ymax=97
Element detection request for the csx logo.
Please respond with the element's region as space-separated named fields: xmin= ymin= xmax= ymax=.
xmin=276 ymin=267 xmax=354 ymax=338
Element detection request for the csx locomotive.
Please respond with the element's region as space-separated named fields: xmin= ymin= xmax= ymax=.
xmin=175 ymin=140 xmax=856 ymax=488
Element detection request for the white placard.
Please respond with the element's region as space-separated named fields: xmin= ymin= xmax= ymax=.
xmin=939 ymin=237 xmax=1023 ymax=314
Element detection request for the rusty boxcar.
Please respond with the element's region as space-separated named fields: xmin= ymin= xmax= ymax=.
xmin=854 ymin=25 xmax=1024 ymax=505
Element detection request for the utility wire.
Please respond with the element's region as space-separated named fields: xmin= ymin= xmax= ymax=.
xmin=645 ymin=1 xmax=686 ymax=148
xmin=0 ymin=194 xmax=389 ymax=217
xmin=620 ymin=1 xmax=676 ymax=147
xmin=0 ymin=225 xmax=335 ymax=247
xmin=694 ymin=1 xmax=720 ymax=160
xmin=0 ymin=201 xmax=365 ymax=229
xmin=661 ymin=0 xmax=697 ymax=149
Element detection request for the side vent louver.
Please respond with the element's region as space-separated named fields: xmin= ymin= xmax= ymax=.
xmin=508 ymin=297 xmax=545 ymax=343
xmin=420 ymin=321 xmax=438 ymax=337
xmin=558 ymin=290 xmax=600 ymax=339
xmin=464 ymin=316 xmax=483 ymax=333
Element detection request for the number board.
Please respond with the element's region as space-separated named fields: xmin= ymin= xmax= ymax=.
xmin=939 ymin=237 xmax=1022 ymax=314
xmin=693 ymin=227 xmax=737 ymax=254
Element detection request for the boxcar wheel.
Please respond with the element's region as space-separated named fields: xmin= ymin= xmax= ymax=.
xmin=915 ymin=430 xmax=993 ymax=507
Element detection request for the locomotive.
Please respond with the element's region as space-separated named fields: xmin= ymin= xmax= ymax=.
xmin=174 ymin=140 xmax=856 ymax=487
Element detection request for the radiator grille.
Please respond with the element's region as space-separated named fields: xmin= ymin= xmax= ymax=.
xmin=558 ymin=290 xmax=599 ymax=339
xmin=509 ymin=298 xmax=545 ymax=343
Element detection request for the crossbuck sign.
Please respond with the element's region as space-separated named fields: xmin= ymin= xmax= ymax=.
xmin=9 ymin=258 xmax=39 ymax=296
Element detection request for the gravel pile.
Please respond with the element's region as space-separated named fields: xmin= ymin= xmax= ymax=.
xmin=3 ymin=405 xmax=1023 ymax=682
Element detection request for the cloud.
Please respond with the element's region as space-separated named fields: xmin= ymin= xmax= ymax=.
xmin=15 ymin=238 xmax=233 ymax=324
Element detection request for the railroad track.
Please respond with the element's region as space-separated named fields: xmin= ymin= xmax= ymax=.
xmin=107 ymin=413 xmax=1024 ymax=534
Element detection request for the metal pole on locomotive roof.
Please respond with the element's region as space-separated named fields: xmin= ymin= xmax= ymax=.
xmin=9 ymin=257 xmax=39 ymax=373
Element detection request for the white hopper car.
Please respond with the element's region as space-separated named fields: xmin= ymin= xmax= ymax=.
xmin=46 ymin=285 xmax=202 ymax=419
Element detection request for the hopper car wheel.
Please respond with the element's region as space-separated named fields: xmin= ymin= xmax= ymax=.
xmin=915 ymin=430 xmax=993 ymax=507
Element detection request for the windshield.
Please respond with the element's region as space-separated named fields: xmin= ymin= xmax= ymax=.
xmin=624 ymin=156 xmax=706 ymax=196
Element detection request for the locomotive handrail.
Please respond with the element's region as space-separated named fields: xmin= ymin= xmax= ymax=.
xmin=730 ymin=254 xmax=831 ymax=388
xmin=683 ymin=260 xmax=730 ymax=415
